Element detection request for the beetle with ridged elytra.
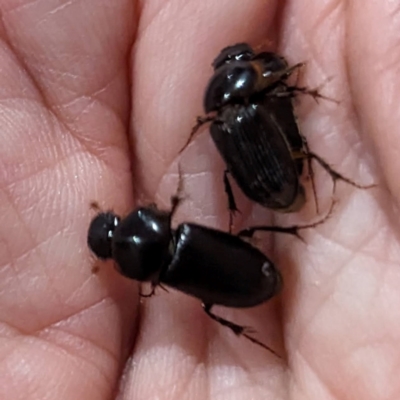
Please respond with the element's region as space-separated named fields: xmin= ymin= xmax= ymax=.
xmin=182 ymin=43 xmax=373 ymax=229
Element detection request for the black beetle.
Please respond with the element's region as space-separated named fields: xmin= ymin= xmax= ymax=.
xmin=87 ymin=193 xmax=331 ymax=356
xmin=182 ymin=43 xmax=371 ymax=228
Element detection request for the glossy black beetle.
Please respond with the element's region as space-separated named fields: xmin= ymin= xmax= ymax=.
xmin=87 ymin=192 xmax=332 ymax=356
xmin=182 ymin=43 xmax=372 ymax=228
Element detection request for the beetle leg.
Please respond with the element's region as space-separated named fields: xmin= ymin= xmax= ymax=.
xmin=281 ymin=62 xmax=305 ymax=80
xmin=238 ymin=223 xmax=305 ymax=240
xmin=268 ymin=84 xmax=328 ymax=103
xmin=268 ymin=77 xmax=338 ymax=105
xmin=179 ymin=114 xmax=216 ymax=154
xmin=238 ymin=199 xmax=335 ymax=239
xmin=170 ymin=163 xmax=187 ymax=218
xmin=202 ymin=304 xmax=282 ymax=357
xmin=139 ymin=281 xmax=168 ymax=298
xmin=260 ymin=62 xmax=304 ymax=88
xmin=307 ymin=151 xmax=375 ymax=190
xmin=286 ymin=85 xmax=326 ymax=102
xmin=223 ymin=170 xmax=240 ymax=233
xmin=203 ymin=304 xmax=245 ymax=335
xmin=291 ymin=148 xmax=374 ymax=210
xmin=300 ymin=138 xmax=320 ymax=214
xmin=139 ymin=284 xmax=156 ymax=298
xmin=288 ymin=75 xmax=338 ymax=104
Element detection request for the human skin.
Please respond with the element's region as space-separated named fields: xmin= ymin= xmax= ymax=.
xmin=0 ymin=0 xmax=399 ymax=399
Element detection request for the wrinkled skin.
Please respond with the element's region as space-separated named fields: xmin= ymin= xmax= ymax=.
xmin=1 ymin=0 xmax=399 ymax=399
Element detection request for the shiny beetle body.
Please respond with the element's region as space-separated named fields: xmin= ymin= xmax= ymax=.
xmin=87 ymin=203 xmax=283 ymax=354
xmin=186 ymin=43 xmax=369 ymax=222
xmin=88 ymin=206 xmax=281 ymax=308
xmin=209 ymin=97 xmax=305 ymax=211
xmin=199 ymin=43 xmax=308 ymax=214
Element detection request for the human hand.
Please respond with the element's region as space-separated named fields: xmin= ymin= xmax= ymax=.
xmin=0 ymin=1 xmax=397 ymax=399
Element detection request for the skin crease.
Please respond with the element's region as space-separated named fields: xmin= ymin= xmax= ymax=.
xmin=0 ymin=0 xmax=400 ymax=398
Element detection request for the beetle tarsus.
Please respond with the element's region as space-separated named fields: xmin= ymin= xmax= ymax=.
xmin=308 ymin=152 xmax=375 ymax=190
xmin=238 ymin=199 xmax=336 ymax=239
xmin=140 ymin=285 xmax=156 ymax=298
xmin=203 ymin=304 xmax=282 ymax=358
xmin=238 ymin=225 xmax=305 ymax=241
xmin=301 ymin=139 xmax=320 ymax=215
xmin=170 ymin=164 xmax=187 ymax=218
xmin=223 ymin=170 xmax=241 ymax=232
xmin=180 ymin=115 xmax=215 ymax=154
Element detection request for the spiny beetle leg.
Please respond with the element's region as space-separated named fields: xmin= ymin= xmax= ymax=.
xmin=285 ymin=85 xmax=337 ymax=104
xmin=180 ymin=115 xmax=216 ymax=154
xmin=202 ymin=304 xmax=282 ymax=358
xmin=238 ymin=199 xmax=335 ymax=239
xmin=223 ymin=170 xmax=241 ymax=233
xmin=139 ymin=285 xmax=157 ymax=298
xmin=170 ymin=163 xmax=187 ymax=218
xmin=301 ymin=139 xmax=320 ymax=215
xmin=307 ymin=152 xmax=376 ymax=190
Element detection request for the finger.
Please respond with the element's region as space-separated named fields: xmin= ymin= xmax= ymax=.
xmin=125 ymin=1 xmax=286 ymax=399
xmin=0 ymin=1 xmax=138 ymax=399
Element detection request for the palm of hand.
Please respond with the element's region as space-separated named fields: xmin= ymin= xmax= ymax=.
xmin=1 ymin=1 xmax=398 ymax=399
